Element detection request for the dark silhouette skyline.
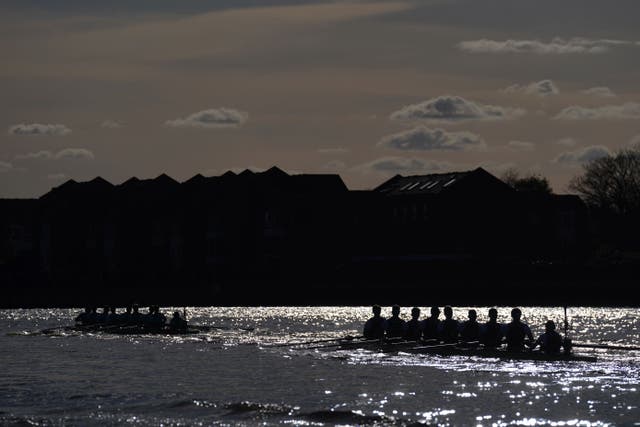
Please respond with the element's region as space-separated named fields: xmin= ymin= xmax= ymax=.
xmin=1 ymin=166 xmax=638 ymax=308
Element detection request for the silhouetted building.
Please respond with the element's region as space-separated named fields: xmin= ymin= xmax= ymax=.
xmin=1 ymin=165 xmax=599 ymax=306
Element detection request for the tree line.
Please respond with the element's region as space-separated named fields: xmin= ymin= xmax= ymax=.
xmin=502 ymin=145 xmax=640 ymax=256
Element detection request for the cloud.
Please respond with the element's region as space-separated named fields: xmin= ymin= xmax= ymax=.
xmin=322 ymin=160 xmax=347 ymax=171
xmin=580 ymin=87 xmax=616 ymax=98
xmin=554 ymin=145 xmax=611 ymax=164
xmin=390 ymin=95 xmax=523 ymax=122
xmin=379 ymin=127 xmax=485 ymax=151
xmin=317 ymin=147 xmax=350 ymax=154
xmin=354 ymin=157 xmax=455 ymax=175
xmin=0 ymin=161 xmax=13 ymax=173
xmin=503 ymin=80 xmax=559 ymax=96
xmin=101 ymin=120 xmax=123 ymax=128
xmin=507 ymin=140 xmax=535 ymax=151
xmin=14 ymin=149 xmax=95 ymax=161
xmin=47 ymin=173 xmax=67 ymax=181
xmin=458 ymin=37 xmax=634 ymax=54
xmin=8 ymin=123 xmax=72 ymax=136
xmin=166 ymin=108 xmax=248 ymax=128
xmin=54 ymin=148 xmax=95 ymax=160
xmin=556 ymin=137 xmax=578 ymax=147
xmin=554 ymin=102 xmax=640 ymax=120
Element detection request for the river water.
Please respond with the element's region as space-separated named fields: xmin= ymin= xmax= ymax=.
xmin=1 ymin=307 xmax=639 ymax=426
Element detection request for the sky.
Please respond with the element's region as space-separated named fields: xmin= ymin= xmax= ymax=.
xmin=1 ymin=0 xmax=639 ymax=197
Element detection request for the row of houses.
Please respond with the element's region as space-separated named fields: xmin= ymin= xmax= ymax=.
xmin=1 ymin=166 xmax=589 ymax=296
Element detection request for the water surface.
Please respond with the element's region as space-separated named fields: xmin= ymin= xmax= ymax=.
xmin=1 ymin=307 xmax=639 ymax=426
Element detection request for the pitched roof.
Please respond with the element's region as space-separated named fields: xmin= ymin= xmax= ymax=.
xmin=374 ymin=169 xmax=477 ymax=195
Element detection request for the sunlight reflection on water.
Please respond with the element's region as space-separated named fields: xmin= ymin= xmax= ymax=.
xmin=1 ymin=306 xmax=639 ymax=426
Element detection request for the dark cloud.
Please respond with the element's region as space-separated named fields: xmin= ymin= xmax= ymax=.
xmin=554 ymin=102 xmax=640 ymax=120
xmin=554 ymin=145 xmax=611 ymax=164
xmin=503 ymin=79 xmax=558 ymax=96
xmin=165 ymin=108 xmax=248 ymax=128
xmin=8 ymin=123 xmax=72 ymax=136
xmin=390 ymin=95 xmax=523 ymax=122
xmin=379 ymin=127 xmax=485 ymax=151
xmin=458 ymin=37 xmax=634 ymax=54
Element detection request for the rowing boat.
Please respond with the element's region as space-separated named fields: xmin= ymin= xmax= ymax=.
xmin=333 ymin=339 xmax=597 ymax=362
xmin=45 ymin=325 xmax=205 ymax=335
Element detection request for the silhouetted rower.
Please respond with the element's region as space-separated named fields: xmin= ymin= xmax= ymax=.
xmin=363 ymin=305 xmax=386 ymax=339
xmin=422 ymin=306 xmax=441 ymax=341
xmin=440 ymin=306 xmax=459 ymax=343
xmin=404 ymin=307 xmax=423 ymax=341
xmin=131 ymin=304 xmax=143 ymax=324
xmin=504 ymin=308 xmax=533 ymax=352
xmin=385 ymin=305 xmax=406 ymax=338
xmin=460 ymin=309 xmax=480 ymax=342
xmin=99 ymin=306 xmax=110 ymax=323
xmin=169 ymin=311 xmax=188 ymax=331
xmin=107 ymin=307 xmax=118 ymax=324
xmin=480 ymin=308 xmax=503 ymax=348
xmin=532 ymin=320 xmax=563 ymax=354
xmin=75 ymin=307 xmax=91 ymax=325
xmin=120 ymin=306 xmax=132 ymax=325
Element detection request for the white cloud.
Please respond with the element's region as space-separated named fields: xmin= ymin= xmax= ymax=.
xmin=554 ymin=102 xmax=640 ymax=120
xmin=581 ymin=87 xmax=616 ymax=98
xmin=390 ymin=95 xmax=524 ymax=122
xmin=556 ymin=137 xmax=578 ymax=147
xmin=322 ymin=160 xmax=347 ymax=171
xmin=507 ymin=140 xmax=535 ymax=151
xmin=0 ymin=161 xmax=13 ymax=173
xmin=554 ymin=145 xmax=611 ymax=164
xmin=458 ymin=37 xmax=634 ymax=54
xmin=166 ymin=108 xmax=248 ymax=128
xmin=14 ymin=149 xmax=94 ymax=161
xmin=317 ymin=147 xmax=350 ymax=154
xmin=8 ymin=123 xmax=72 ymax=136
xmin=47 ymin=173 xmax=67 ymax=181
xmin=101 ymin=120 xmax=123 ymax=128
xmin=354 ymin=156 xmax=455 ymax=175
xmin=379 ymin=126 xmax=485 ymax=151
xmin=503 ymin=80 xmax=559 ymax=96
xmin=54 ymin=148 xmax=95 ymax=160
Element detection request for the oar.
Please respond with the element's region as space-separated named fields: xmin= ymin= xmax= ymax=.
xmin=307 ymin=337 xmax=381 ymax=350
xmin=268 ymin=335 xmax=364 ymax=348
xmin=572 ymin=343 xmax=640 ymax=351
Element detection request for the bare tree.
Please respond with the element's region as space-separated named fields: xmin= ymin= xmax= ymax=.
xmin=568 ymin=148 xmax=640 ymax=215
xmin=501 ymin=168 xmax=553 ymax=194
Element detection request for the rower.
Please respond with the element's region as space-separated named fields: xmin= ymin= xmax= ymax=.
xmin=75 ymin=307 xmax=91 ymax=325
xmin=131 ymin=304 xmax=143 ymax=324
xmin=460 ymin=309 xmax=480 ymax=342
xmin=422 ymin=306 xmax=441 ymax=341
xmin=169 ymin=311 xmax=188 ymax=331
xmin=531 ymin=320 xmax=563 ymax=354
xmin=148 ymin=305 xmax=167 ymax=328
xmin=99 ymin=306 xmax=110 ymax=323
xmin=504 ymin=307 xmax=534 ymax=352
xmin=107 ymin=307 xmax=119 ymax=324
xmin=440 ymin=306 xmax=459 ymax=343
xmin=385 ymin=305 xmax=406 ymax=338
xmin=363 ymin=305 xmax=386 ymax=340
xmin=120 ymin=306 xmax=132 ymax=324
xmin=480 ymin=308 xmax=503 ymax=348
xmin=404 ymin=307 xmax=423 ymax=341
